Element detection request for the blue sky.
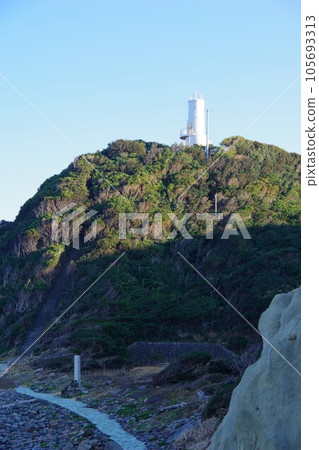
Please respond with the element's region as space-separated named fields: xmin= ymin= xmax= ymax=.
xmin=0 ymin=0 xmax=300 ymax=221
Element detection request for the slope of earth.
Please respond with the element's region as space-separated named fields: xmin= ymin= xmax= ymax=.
xmin=4 ymin=351 xmax=245 ymax=450
xmin=0 ymin=138 xmax=300 ymax=359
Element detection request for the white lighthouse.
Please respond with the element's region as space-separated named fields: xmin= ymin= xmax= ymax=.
xmin=180 ymin=92 xmax=207 ymax=146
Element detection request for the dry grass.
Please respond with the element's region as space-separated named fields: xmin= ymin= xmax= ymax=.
xmin=173 ymin=417 xmax=219 ymax=450
xmin=86 ymin=365 xmax=165 ymax=382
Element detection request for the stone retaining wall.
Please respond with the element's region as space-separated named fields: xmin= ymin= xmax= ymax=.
xmin=128 ymin=341 xmax=235 ymax=364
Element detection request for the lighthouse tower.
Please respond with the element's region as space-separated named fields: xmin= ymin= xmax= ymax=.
xmin=180 ymin=92 xmax=207 ymax=146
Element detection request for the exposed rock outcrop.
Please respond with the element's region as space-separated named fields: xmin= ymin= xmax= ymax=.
xmin=209 ymin=287 xmax=301 ymax=450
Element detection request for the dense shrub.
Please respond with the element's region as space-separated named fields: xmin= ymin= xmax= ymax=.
xmin=202 ymin=381 xmax=239 ymax=419
xmin=153 ymin=352 xmax=212 ymax=386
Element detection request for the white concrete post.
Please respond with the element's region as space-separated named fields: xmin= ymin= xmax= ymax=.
xmin=74 ymin=355 xmax=81 ymax=385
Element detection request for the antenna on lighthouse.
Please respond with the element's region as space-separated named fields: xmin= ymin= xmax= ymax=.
xmin=205 ymin=109 xmax=212 ymax=160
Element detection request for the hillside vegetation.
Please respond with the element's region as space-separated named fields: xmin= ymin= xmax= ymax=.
xmin=0 ymin=137 xmax=300 ymax=360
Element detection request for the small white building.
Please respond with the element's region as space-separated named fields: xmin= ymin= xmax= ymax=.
xmin=180 ymin=92 xmax=207 ymax=146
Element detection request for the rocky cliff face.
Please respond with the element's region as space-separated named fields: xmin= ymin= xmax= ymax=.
xmin=209 ymin=287 xmax=301 ymax=450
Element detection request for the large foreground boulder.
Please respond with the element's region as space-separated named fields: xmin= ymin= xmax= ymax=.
xmin=209 ymin=287 xmax=301 ymax=450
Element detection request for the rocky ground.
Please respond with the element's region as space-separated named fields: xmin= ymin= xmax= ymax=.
xmin=0 ymin=389 xmax=122 ymax=450
xmin=3 ymin=357 xmax=222 ymax=449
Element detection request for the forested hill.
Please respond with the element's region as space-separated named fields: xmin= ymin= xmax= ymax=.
xmin=0 ymin=137 xmax=300 ymax=360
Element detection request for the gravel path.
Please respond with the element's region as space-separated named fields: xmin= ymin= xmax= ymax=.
xmin=0 ymin=390 xmax=122 ymax=450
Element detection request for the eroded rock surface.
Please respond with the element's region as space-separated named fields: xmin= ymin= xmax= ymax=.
xmin=209 ymin=287 xmax=301 ymax=450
